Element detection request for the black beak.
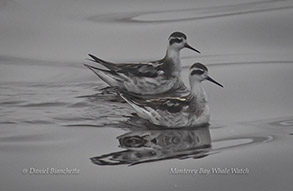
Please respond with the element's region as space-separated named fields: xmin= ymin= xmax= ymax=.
xmin=184 ymin=43 xmax=201 ymax=54
xmin=206 ymin=76 xmax=223 ymax=88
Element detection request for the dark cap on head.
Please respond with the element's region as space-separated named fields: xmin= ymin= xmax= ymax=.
xmin=169 ymin=32 xmax=187 ymax=40
xmin=190 ymin=63 xmax=208 ymax=71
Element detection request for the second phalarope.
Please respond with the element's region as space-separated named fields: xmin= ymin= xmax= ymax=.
xmin=119 ymin=63 xmax=223 ymax=128
xmin=84 ymin=32 xmax=200 ymax=95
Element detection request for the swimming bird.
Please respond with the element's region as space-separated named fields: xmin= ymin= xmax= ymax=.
xmin=119 ymin=63 xmax=223 ymax=128
xmin=84 ymin=32 xmax=200 ymax=95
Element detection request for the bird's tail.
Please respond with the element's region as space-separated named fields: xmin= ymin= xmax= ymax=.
xmin=84 ymin=64 xmax=122 ymax=87
xmin=87 ymin=54 xmax=116 ymax=70
xmin=119 ymin=92 xmax=154 ymax=121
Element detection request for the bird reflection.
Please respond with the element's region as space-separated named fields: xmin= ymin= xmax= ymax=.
xmin=90 ymin=116 xmax=211 ymax=166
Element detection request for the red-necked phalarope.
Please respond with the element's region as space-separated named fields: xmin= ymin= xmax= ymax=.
xmin=119 ymin=63 xmax=223 ymax=128
xmin=84 ymin=32 xmax=200 ymax=95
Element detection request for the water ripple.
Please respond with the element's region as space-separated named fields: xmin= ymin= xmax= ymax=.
xmin=182 ymin=60 xmax=293 ymax=69
xmin=88 ymin=0 xmax=293 ymax=24
xmin=275 ymin=120 xmax=293 ymax=127
xmin=19 ymin=101 xmax=69 ymax=108
xmin=212 ymin=136 xmax=274 ymax=151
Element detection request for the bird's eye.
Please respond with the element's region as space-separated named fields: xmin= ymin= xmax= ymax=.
xmin=191 ymin=69 xmax=204 ymax=75
xmin=169 ymin=38 xmax=183 ymax=45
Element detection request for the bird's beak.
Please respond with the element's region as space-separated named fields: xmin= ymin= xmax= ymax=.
xmin=184 ymin=43 xmax=201 ymax=54
xmin=206 ymin=76 xmax=224 ymax=88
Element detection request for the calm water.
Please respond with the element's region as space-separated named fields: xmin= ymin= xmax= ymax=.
xmin=1 ymin=0 xmax=293 ymax=190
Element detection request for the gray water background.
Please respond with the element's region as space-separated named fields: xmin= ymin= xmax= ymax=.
xmin=1 ymin=0 xmax=293 ymax=190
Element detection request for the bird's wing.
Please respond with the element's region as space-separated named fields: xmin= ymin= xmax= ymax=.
xmin=118 ymin=62 xmax=163 ymax=77
xmin=147 ymin=96 xmax=192 ymax=113
xmin=121 ymin=91 xmax=192 ymax=113
xmin=88 ymin=54 xmax=164 ymax=78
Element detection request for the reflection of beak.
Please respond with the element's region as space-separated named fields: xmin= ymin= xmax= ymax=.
xmin=206 ymin=76 xmax=224 ymax=88
xmin=184 ymin=43 xmax=201 ymax=54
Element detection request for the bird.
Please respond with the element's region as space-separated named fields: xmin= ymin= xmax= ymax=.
xmin=84 ymin=32 xmax=200 ymax=95
xmin=118 ymin=63 xmax=223 ymax=128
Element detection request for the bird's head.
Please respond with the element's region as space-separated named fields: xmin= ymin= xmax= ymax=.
xmin=189 ymin=63 xmax=223 ymax=87
xmin=168 ymin=32 xmax=200 ymax=53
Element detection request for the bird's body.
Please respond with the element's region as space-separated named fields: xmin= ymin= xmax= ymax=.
xmin=84 ymin=32 xmax=200 ymax=95
xmin=85 ymin=53 xmax=182 ymax=95
xmin=121 ymin=94 xmax=210 ymax=128
xmin=119 ymin=63 xmax=223 ymax=128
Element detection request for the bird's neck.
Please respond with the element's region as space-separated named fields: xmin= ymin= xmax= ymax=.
xmin=165 ymin=47 xmax=181 ymax=74
xmin=166 ymin=47 xmax=180 ymax=62
xmin=190 ymin=81 xmax=208 ymax=104
xmin=166 ymin=47 xmax=180 ymax=58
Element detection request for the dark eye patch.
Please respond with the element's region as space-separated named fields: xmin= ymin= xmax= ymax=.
xmin=191 ymin=69 xmax=204 ymax=75
xmin=169 ymin=38 xmax=183 ymax=45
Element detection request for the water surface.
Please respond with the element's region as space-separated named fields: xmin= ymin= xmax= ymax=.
xmin=1 ymin=0 xmax=293 ymax=190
